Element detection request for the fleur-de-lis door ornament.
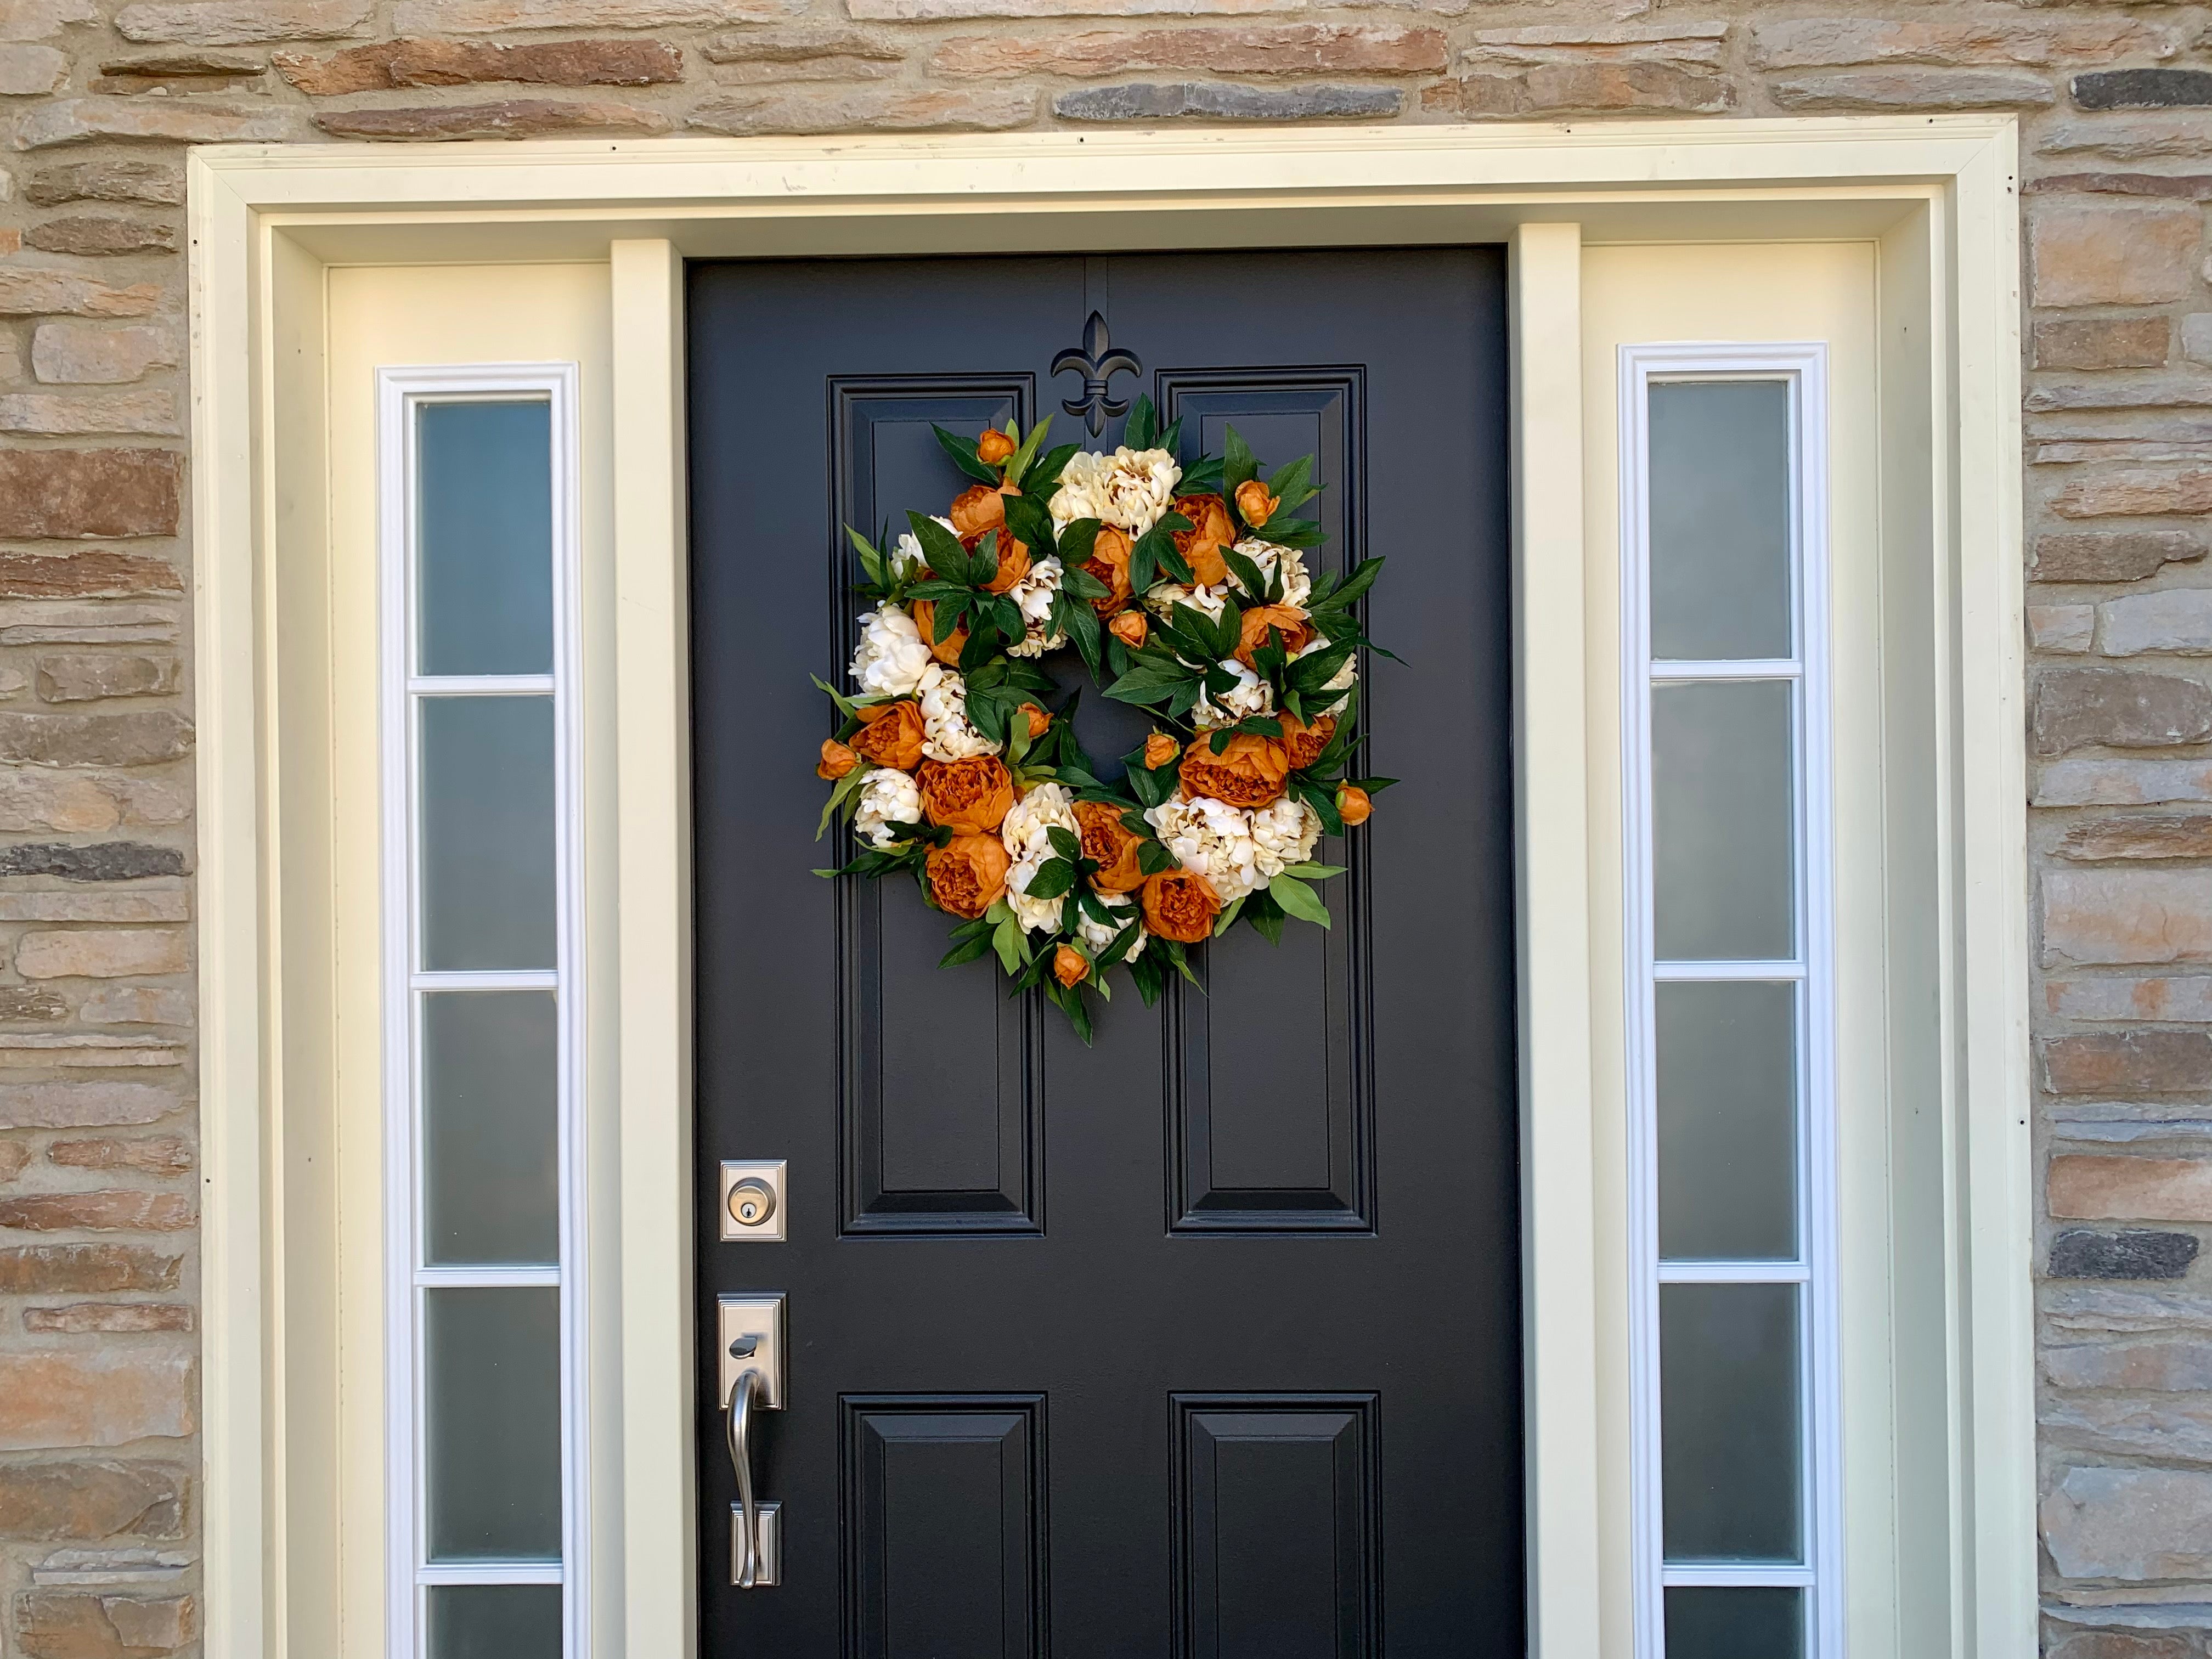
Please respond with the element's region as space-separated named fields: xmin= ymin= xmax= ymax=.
xmin=1052 ymin=311 xmax=1143 ymax=438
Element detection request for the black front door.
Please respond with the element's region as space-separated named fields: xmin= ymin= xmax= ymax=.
xmin=689 ymin=248 xmax=1519 ymax=1657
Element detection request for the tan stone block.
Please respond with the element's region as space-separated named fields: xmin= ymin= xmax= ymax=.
xmin=2048 ymin=976 xmax=2212 ymax=1021
xmin=2046 ymin=1335 xmax=2212 ymax=1391
xmin=2049 ymin=1630 xmax=2194 ymax=1659
xmin=0 ymin=1141 xmax=28 ymax=1180
xmin=78 ymin=986 xmax=188 ymax=1026
xmin=2026 ymin=375 xmax=2212 ymax=415
xmin=101 ymin=1594 xmax=196 ymax=1651
xmin=395 ymin=0 xmax=802 ymax=27
xmin=0 ymin=988 xmax=65 ymax=1021
xmin=2045 ymin=1030 xmax=2212 ymax=1093
xmin=2042 ymin=1465 xmax=2212 ymax=1581
xmin=0 ymin=1459 xmax=188 ymax=1540
xmin=15 ymin=930 xmax=185 ymax=980
xmin=16 ymin=1592 xmax=197 ymax=1658
xmin=0 ymin=605 xmax=180 ymax=646
xmin=934 ymin=23 xmax=1444 ymax=76
xmin=2031 ymin=602 xmax=2095 ymax=652
xmin=2103 ymin=588 xmax=2212 ymax=654
xmin=0 ymin=272 xmax=157 ymax=322
xmin=0 ymin=1 xmax=94 ymax=43
xmin=702 ymin=26 xmax=898 ymax=64
xmin=712 ymin=54 xmax=893 ymax=82
xmin=691 ymin=87 xmax=1037 ymax=134
xmin=2042 ymin=116 xmax=2212 ymax=161
xmin=0 ymin=1243 xmax=178 ymax=1293
xmin=24 ymin=218 xmax=176 ymax=258
xmin=0 ymin=44 xmax=67 ymax=94
xmin=92 ymin=49 xmax=267 ymax=95
xmin=2028 ymin=173 xmax=2212 ymax=204
xmin=0 ymin=450 xmax=179 ymax=539
xmin=0 ymin=772 xmax=187 ymax=834
xmin=2059 ymin=814 xmax=2212 ymax=859
xmin=2045 ymin=868 xmax=2212 ymax=964
xmin=0 ymin=1035 xmax=179 ymax=1068
xmin=47 ymin=1136 xmax=191 ymax=1173
xmin=2051 ymin=1154 xmax=2212 ymax=1220
xmin=2056 ymin=467 xmax=2212 ymax=518
xmin=0 ymin=893 xmax=188 ymax=923
xmin=1458 ymin=21 xmax=1726 ymax=67
xmin=1770 ymin=69 xmax=2053 ymax=109
xmin=0 ymin=391 xmax=178 ymax=438
xmin=15 ymin=98 xmax=296 ymax=149
xmin=36 ymin=653 xmax=180 ymax=702
xmin=0 ymin=711 xmax=193 ymax=768
xmin=850 ymin=0 xmax=1301 ymax=19
xmin=2031 ymin=202 xmax=2202 ymax=307
xmin=2035 ymin=317 xmax=2170 ymax=370
xmin=2033 ymin=667 xmax=2212 ymax=755
xmin=114 ymin=0 xmax=368 ymax=43
xmin=0 ymin=1084 xmax=176 ymax=1130
xmin=276 ymin=36 xmax=684 ymax=93
xmin=1752 ymin=18 xmax=2179 ymax=69
xmin=0 ymin=554 xmax=180 ymax=602
xmin=0 ymin=1350 xmax=192 ymax=1449
xmin=24 ymin=161 xmax=182 ymax=209
xmin=22 ymin=1302 xmax=192 ymax=1333
xmin=1458 ymin=62 xmax=1732 ymax=116
xmin=0 ymin=1190 xmax=195 ymax=1232
xmin=314 ymin=98 xmax=672 ymax=140
xmin=2034 ymin=530 xmax=2205 ymax=582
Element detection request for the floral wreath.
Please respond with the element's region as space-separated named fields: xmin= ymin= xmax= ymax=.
xmin=812 ymin=398 xmax=1392 ymax=1042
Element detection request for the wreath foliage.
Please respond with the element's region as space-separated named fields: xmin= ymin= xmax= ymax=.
xmin=812 ymin=398 xmax=1393 ymax=1042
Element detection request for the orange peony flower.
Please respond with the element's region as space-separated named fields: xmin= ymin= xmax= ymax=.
xmin=1171 ymin=493 xmax=1234 ymax=588
xmin=1273 ymin=709 xmax=1337 ymax=772
xmin=1235 ymin=479 xmax=1279 ymax=528
xmin=949 ymin=482 xmax=1013 ymax=540
xmin=908 ymin=599 xmax=968 ymax=666
xmin=849 ymin=701 xmax=925 ymax=771
xmin=1083 ymin=526 xmax=1135 ymax=616
xmin=927 ymin=834 xmax=1011 ymax=919
xmin=1233 ymin=603 xmax=1318 ymax=670
xmin=976 ymin=428 xmax=1017 ymax=465
xmin=1336 ymin=783 xmax=1374 ymax=826
xmin=1052 ymin=944 xmax=1090 ymax=988
xmin=961 ymin=526 xmax=1031 ymax=595
xmin=1141 ymin=868 xmax=1222 ymax=944
xmin=1073 ymin=799 xmax=1147 ymax=893
xmin=916 ymin=755 xmax=1016 ymax=835
xmin=1108 ymin=610 xmax=1148 ymax=649
xmin=1180 ymin=732 xmax=1290 ymax=810
xmin=817 ymin=739 xmax=859 ymax=781
xmin=1143 ymin=731 xmax=1180 ymax=770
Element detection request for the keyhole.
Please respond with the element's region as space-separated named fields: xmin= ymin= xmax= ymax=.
xmin=728 ymin=1178 xmax=776 ymax=1228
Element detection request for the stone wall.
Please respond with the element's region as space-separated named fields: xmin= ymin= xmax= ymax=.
xmin=0 ymin=0 xmax=2200 ymax=1652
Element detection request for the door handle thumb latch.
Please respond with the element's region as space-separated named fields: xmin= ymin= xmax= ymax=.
xmin=719 ymin=1295 xmax=785 ymax=1589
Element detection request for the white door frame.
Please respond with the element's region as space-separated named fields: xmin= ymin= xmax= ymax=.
xmin=187 ymin=118 xmax=2028 ymax=1659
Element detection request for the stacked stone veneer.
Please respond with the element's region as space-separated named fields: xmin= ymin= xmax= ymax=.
xmin=0 ymin=0 xmax=2191 ymax=1654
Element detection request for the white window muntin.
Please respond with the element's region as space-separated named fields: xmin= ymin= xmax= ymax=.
xmin=1619 ymin=343 xmax=1841 ymax=1659
xmin=379 ymin=364 xmax=588 ymax=1659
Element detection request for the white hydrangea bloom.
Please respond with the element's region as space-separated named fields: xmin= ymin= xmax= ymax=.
xmin=1191 ymin=659 xmax=1274 ymax=730
xmin=1000 ymin=783 xmax=1080 ymax=934
xmin=1294 ymin=635 xmax=1357 ymax=715
xmin=1076 ymin=890 xmax=1146 ymax=964
xmin=1145 ymin=790 xmax=1262 ymax=900
xmin=1048 ymin=447 xmax=1181 ymax=537
xmin=1144 ymin=579 xmax=1230 ymax=624
xmin=1229 ymin=538 xmax=1312 ymax=608
xmin=849 ymin=605 xmax=933 ymax=698
xmin=916 ymin=663 xmax=1001 ymax=761
xmin=852 ymin=768 xmax=922 ymax=850
xmin=1251 ymin=797 xmax=1323 ymax=880
xmin=1002 ymin=555 xmax=1069 ymax=659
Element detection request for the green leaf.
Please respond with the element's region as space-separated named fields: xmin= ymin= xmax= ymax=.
xmin=1212 ymin=894 xmax=1246 ymax=938
xmin=1286 ymin=639 xmax=1357 ymax=695
xmin=813 ymin=764 xmax=867 ymax=841
xmin=1124 ymin=394 xmax=1158 ymax=451
xmin=1059 ymin=560 xmax=1109 ymax=601
xmin=1222 ymin=547 xmax=1270 ymax=600
xmin=810 ymin=673 xmax=864 ymax=721
xmin=1029 ymin=443 xmax=1080 ymax=495
xmin=930 ymin=591 xmax=969 ymax=645
xmin=1058 ymin=517 xmax=1101 ymax=568
xmin=1261 ymin=517 xmax=1326 ymax=550
xmin=1265 ymin=453 xmax=1317 ymax=515
xmin=1156 ymin=936 xmax=1204 ymax=990
xmin=1159 ymin=415 xmax=1184 ymax=456
xmin=1179 ymin=454 xmax=1226 ymax=495
xmin=1311 ymin=556 xmax=1384 ymax=613
xmin=1268 ymin=872 xmax=1331 ymax=929
xmin=1001 ymin=415 xmax=1052 ymax=491
xmin=1137 ymin=837 xmax=1177 ymax=875
xmin=1282 ymin=862 xmax=1346 ymax=880
xmin=1129 ymin=950 xmax=1165 ymax=1007
xmin=907 ymin=510 xmax=972 ymax=583
xmin=1046 ymin=825 xmax=1082 ymax=862
xmin=1347 ymin=775 xmax=1400 ymax=795
xmin=933 ymin=423 xmax=1001 ymax=486
xmin=844 ymin=523 xmax=889 ymax=588
xmin=1003 ymin=490 xmax=1054 ymax=558
xmin=1025 ymin=859 xmax=1076 ymax=901
xmin=1053 ymin=591 xmax=1103 ymax=678
xmin=1224 ymin=426 xmax=1257 ymax=500
xmin=1246 ymin=885 xmax=1286 ymax=945
xmin=1295 ymin=777 xmax=1345 ymax=837
xmin=992 ymin=911 xmax=1026 ymax=975
xmin=940 ymin=934 xmax=995 ymax=968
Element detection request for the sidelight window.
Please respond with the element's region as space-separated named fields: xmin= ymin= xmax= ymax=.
xmin=1620 ymin=349 xmax=1840 ymax=1659
xmin=381 ymin=369 xmax=585 ymax=1659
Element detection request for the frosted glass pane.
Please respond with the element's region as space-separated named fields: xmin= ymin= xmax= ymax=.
xmin=420 ymin=696 xmax=556 ymax=971
xmin=426 ymin=1286 xmax=561 ymax=1561
xmin=1649 ymin=380 xmax=1791 ymax=662
xmin=1661 ymin=1282 xmax=1801 ymax=1561
xmin=1653 ymin=681 xmax=1795 ymax=962
xmin=1664 ymin=1588 xmax=1804 ymax=1659
xmin=427 ymin=1585 xmax=562 ymax=1659
xmin=1658 ymin=982 xmax=1797 ymax=1261
xmin=416 ymin=400 xmax=554 ymax=678
xmin=424 ymin=991 xmax=558 ymax=1267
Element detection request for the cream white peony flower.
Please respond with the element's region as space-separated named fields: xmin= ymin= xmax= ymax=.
xmin=890 ymin=531 xmax=930 ymax=584
xmin=1229 ymin=538 xmax=1312 ymax=608
xmin=1191 ymin=659 xmax=1274 ymax=730
xmin=1145 ymin=790 xmax=1262 ymax=899
xmin=849 ymin=605 xmax=933 ymax=698
xmin=916 ymin=663 xmax=1001 ymax=761
xmin=1250 ymin=796 xmax=1323 ymax=879
xmin=1144 ymin=579 xmax=1230 ymax=624
xmin=1048 ymin=447 xmax=1181 ymax=537
xmin=852 ymin=767 xmax=922 ymax=850
xmin=1003 ymin=555 xmax=1069 ymax=659
xmin=1076 ymin=890 xmax=1146 ymax=964
xmin=1001 ymin=782 xmax=1080 ymax=933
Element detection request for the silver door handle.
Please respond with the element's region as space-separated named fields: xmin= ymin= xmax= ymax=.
xmin=727 ymin=1367 xmax=767 ymax=1588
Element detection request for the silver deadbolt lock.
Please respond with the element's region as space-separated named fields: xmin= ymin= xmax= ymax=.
xmin=719 ymin=1160 xmax=787 ymax=1242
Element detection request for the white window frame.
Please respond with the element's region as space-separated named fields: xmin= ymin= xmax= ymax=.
xmin=1618 ymin=344 xmax=1842 ymax=1659
xmin=377 ymin=363 xmax=589 ymax=1659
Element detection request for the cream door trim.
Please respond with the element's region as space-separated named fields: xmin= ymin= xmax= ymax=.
xmin=187 ymin=119 xmax=2028 ymax=1659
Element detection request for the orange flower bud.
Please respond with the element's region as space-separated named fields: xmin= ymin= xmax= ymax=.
xmin=977 ymin=427 xmax=1018 ymax=465
xmin=1336 ymin=784 xmax=1374 ymax=826
xmin=816 ymin=739 xmax=859 ymax=781
xmin=1143 ymin=731 xmax=1180 ymax=770
xmin=1019 ymin=702 xmax=1051 ymax=741
xmin=1052 ymin=944 xmax=1091 ymax=989
xmin=1235 ymin=478 xmax=1279 ymax=528
xmin=1108 ymin=610 xmax=1148 ymax=649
